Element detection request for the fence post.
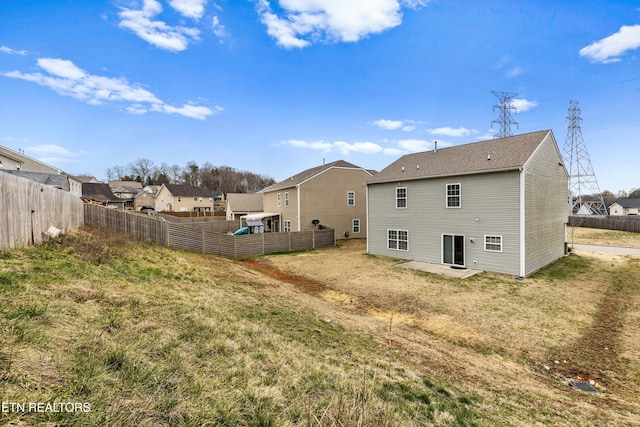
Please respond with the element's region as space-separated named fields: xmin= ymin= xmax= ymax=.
xmin=312 ymin=230 xmax=315 ymax=249
xmin=202 ymin=229 xmax=205 ymax=254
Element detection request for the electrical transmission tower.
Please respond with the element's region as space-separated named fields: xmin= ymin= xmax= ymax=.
xmin=562 ymin=100 xmax=607 ymax=215
xmin=491 ymin=91 xmax=519 ymax=138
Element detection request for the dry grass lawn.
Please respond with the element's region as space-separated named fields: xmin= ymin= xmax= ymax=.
xmin=254 ymin=227 xmax=640 ymax=426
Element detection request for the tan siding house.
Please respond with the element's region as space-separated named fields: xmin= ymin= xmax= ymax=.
xmin=226 ymin=193 xmax=263 ymax=220
xmin=609 ymin=199 xmax=640 ymax=216
xmin=262 ymin=160 xmax=374 ymax=238
xmin=366 ymin=130 xmax=568 ymax=277
xmin=155 ymin=184 xmax=214 ymax=212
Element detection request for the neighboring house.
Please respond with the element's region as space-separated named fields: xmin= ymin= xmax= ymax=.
xmin=609 ymin=198 xmax=640 ymax=216
xmin=225 ymin=193 xmax=263 ymax=220
xmin=0 ymin=145 xmax=82 ymax=197
xmin=261 ymin=160 xmax=374 ymax=237
xmin=81 ymin=183 xmax=126 ymax=210
xmin=155 ymin=184 xmax=215 ymax=212
xmin=366 ymin=130 xmax=569 ymax=277
xmin=109 ymin=181 xmax=143 ymax=198
xmin=133 ymin=190 xmax=157 ymax=211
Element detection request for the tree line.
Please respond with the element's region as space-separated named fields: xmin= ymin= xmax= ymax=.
xmin=105 ymin=159 xmax=276 ymax=195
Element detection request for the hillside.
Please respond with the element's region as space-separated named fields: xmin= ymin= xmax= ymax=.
xmin=1 ymin=227 xmax=639 ymax=426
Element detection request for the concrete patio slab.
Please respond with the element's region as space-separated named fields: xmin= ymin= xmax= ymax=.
xmin=396 ymin=261 xmax=483 ymax=279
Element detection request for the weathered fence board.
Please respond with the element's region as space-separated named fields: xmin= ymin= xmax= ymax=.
xmin=1 ymin=172 xmax=84 ymax=250
xmin=569 ymin=215 xmax=640 ymax=233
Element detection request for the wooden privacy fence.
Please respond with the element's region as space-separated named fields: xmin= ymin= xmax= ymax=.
xmin=0 ymin=172 xmax=84 ymax=250
xmin=85 ymin=205 xmax=335 ymax=258
xmin=569 ymin=215 xmax=640 ymax=233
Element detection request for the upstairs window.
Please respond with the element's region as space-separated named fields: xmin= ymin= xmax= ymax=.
xmin=347 ymin=191 xmax=355 ymax=206
xmin=396 ymin=187 xmax=407 ymax=209
xmin=277 ymin=193 xmax=281 ymax=207
xmin=285 ymin=192 xmax=289 ymax=207
xmin=446 ymin=183 xmax=461 ymax=208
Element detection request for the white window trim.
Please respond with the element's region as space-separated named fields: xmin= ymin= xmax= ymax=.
xmin=484 ymin=235 xmax=503 ymax=252
xmin=284 ymin=220 xmax=291 ymax=232
xmin=277 ymin=193 xmax=281 ymax=207
xmin=352 ymin=219 xmax=360 ymax=233
xmin=387 ymin=229 xmax=408 ymax=251
xmin=446 ymin=183 xmax=461 ymax=208
xmin=396 ymin=187 xmax=407 ymax=209
xmin=347 ymin=191 xmax=355 ymax=206
xmin=285 ymin=192 xmax=289 ymax=207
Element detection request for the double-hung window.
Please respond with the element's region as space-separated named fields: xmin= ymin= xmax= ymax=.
xmin=484 ymin=235 xmax=502 ymax=252
xmin=396 ymin=187 xmax=407 ymax=209
xmin=347 ymin=191 xmax=355 ymax=206
xmin=446 ymin=183 xmax=461 ymax=208
xmin=277 ymin=193 xmax=281 ymax=207
xmin=352 ymin=219 xmax=360 ymax=233
xmin=284 ymin=220 xmax=291 ymax=232
xmin=285 ymin=192 xmax=289 ymax=207
xmin=388 ymin=229 xmax=408 ymax=251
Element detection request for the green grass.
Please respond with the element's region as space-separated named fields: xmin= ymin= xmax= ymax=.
xmin=0 ymin=228 xmax=486 ymax=426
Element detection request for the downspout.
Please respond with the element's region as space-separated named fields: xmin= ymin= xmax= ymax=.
xmin=365 ymin=183 xmax=370 ymax=254
xmin=297 ymin=184 xmax=301 ymax=232
xmin=519 ymin=167 xmax=526 ymax=277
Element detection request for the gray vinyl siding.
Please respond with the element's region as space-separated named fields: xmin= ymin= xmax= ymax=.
xmin=523 ymin=134 xmax=569 ymax=275
xmin=367 ymin=171 xmax=522 ymax=275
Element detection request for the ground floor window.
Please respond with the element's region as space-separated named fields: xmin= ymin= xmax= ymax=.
xmin=484 ymin=235 xmax=502 ymax=252
xmin=284 ymin=220 xmax=291 ymax=232
xmin=388 ymin=229 xmax=408 ymax=251
xmin=353 ymin=219 xmax=360 ymax=233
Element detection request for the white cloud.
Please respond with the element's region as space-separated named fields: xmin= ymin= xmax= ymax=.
xmin=282 ymin=139 xmax=383 ymax=154
xmin=512 ymin=98 xmax=538 ymax=112
xmin=169 ymin=0 xmax=208 ymax=19
xmin=397 ymin=139 xmax=432 ymax=152
xmin=401 ymin=0 xmax=430 ymax=8
xmin=0 ymin=46 xmax=28 ymax=55
xmin=256 ymin=0 xmax=404 ymax=49
xmin=25 ymin=144 xmax=86 ymax=164
xmin=118 ymin=0 xmax=201 ymax=52
xmin=372 ymin=119 xmax=404 ymax=130
xmin=2 ymin=57 xmax=219 ymax=120
xmin=580 ymin=25 xmax=640 ymax=64
xmin=427 ymin=127 xmax=473 ymax=137
xmin=212 ymin=16 xmax=227 ymax=38
xmin=383 ymin=147 xmax=404 ymax=156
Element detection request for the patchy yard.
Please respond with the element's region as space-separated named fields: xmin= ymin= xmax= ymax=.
xmin=252 ymin=230 xmax=640 ymax=426
xmin=1 ymin=227 xmax=639 ymax=426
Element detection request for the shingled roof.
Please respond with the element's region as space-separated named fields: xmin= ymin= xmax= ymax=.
xmin=263 ymin=160 xmax=372 ymax=192
xmin=614 ymin=198 xmax=640 ymax=208
xmin=82 ymin=183 xmax=121 ymax=202
xmin=367 ymin=130 xmax=554 ymax=184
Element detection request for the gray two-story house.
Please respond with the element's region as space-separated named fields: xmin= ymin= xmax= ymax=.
xmin=366 ymin=130 xmax=568 ymax=277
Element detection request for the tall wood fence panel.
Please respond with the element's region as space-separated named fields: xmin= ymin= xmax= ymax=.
xmin=85 ymin=205 xmax=334 ymax=258
xmin=569 ymin=215 xmax=640 ymax=233
xmin=0 ymin=172 xmax=84 ymax=249
xmin=84 ymin=205 xmax=168 ymax=244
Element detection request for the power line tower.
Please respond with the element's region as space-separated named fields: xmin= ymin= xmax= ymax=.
xmin=491 ymin=91 xmax=519 ymax=138
xmin=562 ymin=100 xmax=607 ymax=215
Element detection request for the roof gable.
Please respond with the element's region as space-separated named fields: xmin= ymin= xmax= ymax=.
xmin=227 ymin=193 xmax=263 ymax=212
xmin=368 ymin=130 xmax=552 ymax=184
xmin=82 ymin=183 xmax=120 ymax=202
xmin=263 ymin=160 xmax=371 ymax=192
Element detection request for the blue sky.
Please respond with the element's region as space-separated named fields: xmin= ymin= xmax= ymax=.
xmin=1 ymin=0 xmax=639 ymax=193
